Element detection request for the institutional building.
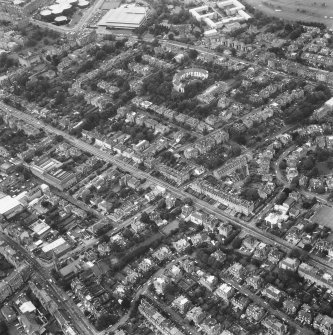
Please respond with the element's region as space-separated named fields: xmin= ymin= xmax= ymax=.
xmin=189 ymin=0 xmax=250 ymax=29
xmin=30 ymin=157 xmax=77 ymax=191
xmin=173 ymin=68 xmax=209 ymax=93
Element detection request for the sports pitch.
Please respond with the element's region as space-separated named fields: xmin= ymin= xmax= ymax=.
xmin=243 ymin=0 xmax=333 ymax=27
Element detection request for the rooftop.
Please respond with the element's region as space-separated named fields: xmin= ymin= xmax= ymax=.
xmin=98 ymin=4 xmax=149 ymax=29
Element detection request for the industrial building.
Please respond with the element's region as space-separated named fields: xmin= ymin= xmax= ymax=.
xmin=97 ymin=4 xmax=151 ymax=33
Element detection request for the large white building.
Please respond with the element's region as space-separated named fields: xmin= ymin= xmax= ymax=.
xmin=189 ymin=0 xmax=250 ymax=29
xmin=173 ymin=68 xmax=209 ymax=93
xmin=97 ymin=4 xmax=151 ymax=33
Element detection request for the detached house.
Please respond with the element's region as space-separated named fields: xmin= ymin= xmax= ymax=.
xmin=262 ymin=285 xmax=283 ymax=302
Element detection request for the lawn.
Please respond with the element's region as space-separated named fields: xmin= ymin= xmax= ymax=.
xmin=243 ymin=0 xmax=333 ymax=27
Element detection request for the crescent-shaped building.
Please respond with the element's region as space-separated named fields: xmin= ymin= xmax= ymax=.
xmin=172 ymin=68 xmax=209 ymax=93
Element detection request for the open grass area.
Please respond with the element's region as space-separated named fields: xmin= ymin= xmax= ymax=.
xmin=243 ymin=0 xmax=333 ymax=27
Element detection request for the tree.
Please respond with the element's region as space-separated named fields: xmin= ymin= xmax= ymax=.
xmin=188 ymin=49 xmax=198 ymax=60
xmin=303 ymin=244 xmax=312 ymax=252
xmin=141 ymin=212 xmax=151 ymax=224
xmin=164 ymin=282 xmax=178 ymax=296
xmin=307 ymin=166 xmax=319 ymax=178
xmin=95 ymin=313 xmax=116 ymax=331
xmin=289 ymin=248 xmax=300 ymax=258
xmin=241 ymin=188 xmax=259 ymax=201
xmin=55 ymin=135 xmax=63 ymax=142
xmin=231 ymin=237 xmax=242 ymax=249
xmin=303 ymin=222 xmax=317 ymax=233
xmin=99 ymin=234 xmax=110 ymax=243
xmin=302 ymin=157 xmax=315 ymax=170
xmin=279 ymin=160 xmax=287 ymax=170
xmin=0 ymin=321 xmax=9 ymax=335
xmin=157 ymin=199 xmax=166 ymax=210
xmin=183 ymin=197 xmax=193 ymax=206
xmin=96 ymin=50 xmax=107 ymax=60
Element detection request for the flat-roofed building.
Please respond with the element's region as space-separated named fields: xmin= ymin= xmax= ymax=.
xmin=30 ymin=157 xmax=76 ymax=191
xmin=29 ymin=220 xmax=50 ymax=238
xmin=0 ymin=195 xmax=24 ymax=219
xmin=97 ymin=4 xmax=151 ymax=32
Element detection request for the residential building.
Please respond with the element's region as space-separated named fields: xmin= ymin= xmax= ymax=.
xmin=200 ymin=317 xmax=222 ymax=335
xmin=262 ymin=315 xmax=287 ymax=335
xmin=231 ymin=294 xmax=250 ymax=311
xmin=139 ymin=299 xmax=185 ymax=335
xmin=246 ymin=275 xmax=263 ymax=290
xmin=217 ymin=222 xmax=233 ymax=237
xmin=214 ymin=283 xmax=235 ymax=301
xmin=213 ymin=154 xmax=249 ymax=179
xmin=279 ymin=257 xmax=300 ymax=272
xmin=262 ymin=285 xmax=283 ymax=302
xmin=210 ymin=250 xmax=226 ymax=264
xmin=199 ymin=274 xmax=218 ymax=291
xmin=298 ymin=262 xmax=333 ymax=290
xmin=313 ymin=314 xmax=333 ymax=335
xmin=172 ymin=296 xmax=191 ymax=314
xmin=138 ymin=258 xmax=154 ymax=273
xmin=172 ymin=239 xmax=190 ymax=253
xmin=157 ymin=163 xmax=191 ymax=185
xmin=191 ymin=180 xmax=254 ymax=215
xmin=186 ymin=306 xmax=206 ymax=325
xmin=227 ymin=263 xmax=246 ymax=280
xmin=297 ymin=304 xmax=312 ymax=325
xmin=246 ymin=303 xmax=266 ymax=321
xmin=268 ymin=248 xmax=283 ymax=264
xmin=181 ymin=205 xmax=193 ymax=219
xmin=283 ymin=298 xmax=301 ymax=315
xmin=182 ymin=259 xmax=195 ymax=273
xmin=0 ymin=264 xmax=31 ymax=303
xmin=152 ymin=247 xmax=172 ymax=262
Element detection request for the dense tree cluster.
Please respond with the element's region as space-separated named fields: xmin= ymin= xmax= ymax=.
xmin=141 ymin=70 xmax=173 ymax=104
xmin=20 ymin=25 xmax=60 ymax=47
xmin=0 ymin=129 xmax=28 ymax=156
xmin=168 ymin=8 xmax=191 ymax=24
xmin=0 ymin=53 xmax=17 ymax=74
xmin=110 ymin=118 xmax=155 ymax=143
xmin=286 ymin=84 xmax=332 ymax=124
